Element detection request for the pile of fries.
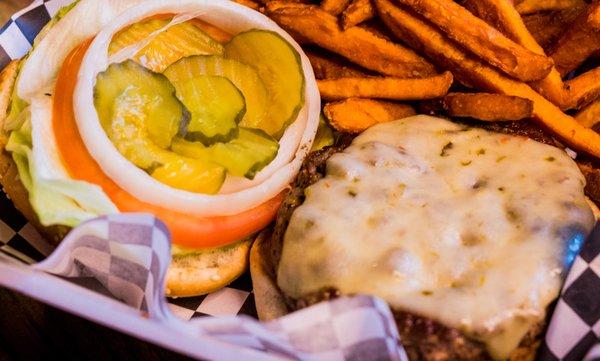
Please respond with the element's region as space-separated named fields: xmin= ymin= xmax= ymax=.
xmin=236 ymin=0 xmax=600 ymax=158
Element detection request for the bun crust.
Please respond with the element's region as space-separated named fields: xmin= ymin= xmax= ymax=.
xmin=0 ymin=61 xmax=249 ymax=297
xmin=167 ymin=240 xmax=252 ymax=297
xmin=250 ymin=230 xmax=289 ymax=321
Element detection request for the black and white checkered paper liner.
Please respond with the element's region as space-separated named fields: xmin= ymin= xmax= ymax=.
xmin=24 ymin=212 xmax=406 ymax=361
xmin=0 ymin=0 xmax=599 ymax=360
xmin=539 ymin=223 xmax=600 ymax=361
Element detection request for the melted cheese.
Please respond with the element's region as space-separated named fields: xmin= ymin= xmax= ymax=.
xmin=278 ymin=116 xmax=595 ymax=359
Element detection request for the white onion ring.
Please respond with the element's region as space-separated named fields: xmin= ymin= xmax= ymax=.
xmin=17 ymin=0 xmax=146 ymax=102
xmin=17 ymin=0 xmax=147 ymax=185
xmin=74 ymin=0 xmax=320 ymax=217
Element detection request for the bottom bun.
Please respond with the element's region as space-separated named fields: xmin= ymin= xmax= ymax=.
xmin=0 ymin=61 xmax=251 ymax=298
xmin=167 ymin=239 xmax=251 ymax=298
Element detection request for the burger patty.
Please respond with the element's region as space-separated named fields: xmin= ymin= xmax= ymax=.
xmin=290 ymin=288 xmax=543 ymax=361
xmin=261 ymin=120 xmax=598 ymax=361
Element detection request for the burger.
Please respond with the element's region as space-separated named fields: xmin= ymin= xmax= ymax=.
xmin=251 ymin=115 xmax=600 ymax=360
xmin=0 ymin=0 xmax=320 ymax=297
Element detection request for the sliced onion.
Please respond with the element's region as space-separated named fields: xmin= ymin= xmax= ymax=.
xmin=17 ymin=0 xmax=148 ymax=184
xmin=17 ymin=0 xmax=146 ymax=102
xmin=74 ymin=0 xmax=320 ymax=217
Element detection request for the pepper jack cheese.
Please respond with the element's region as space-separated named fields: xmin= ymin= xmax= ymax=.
xmin=278 ymin=116 xmax=595 ymax=359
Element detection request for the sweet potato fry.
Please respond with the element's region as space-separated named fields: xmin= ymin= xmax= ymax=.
xmin=324 ymin=98 xmax=416 ymax=133
xmin=522 ymin=5 xmax=587 ymax=50
xmin=528 ymin=75 xmax=567 ymax=110
xmin=523 ymin=13 xmax=574 ymax=51
xmin=375 ymin=0 xmax=600 ymax=157
xmin=419 ymin=93 xmax=534 ymax=121
xmin=358 ymin=19 xmax=394 ymax=41
xmin=305 ymin=47 xmax=371 ymax=79
xmin=591 ymin=6 xmax=600 ymax=28
xmin=461 ymin=0 xmax=567 ymax=108
xmin=515 ymin=0 xmax=585 ymax=15
xmin=550 ymin=1 xmax=600 ymax=76
xmin=461 ymin=0 xmax=530 ymax=44
xmin=317 ymin=72 xmax=453 ymax=100
xmin=340 ymin=0 xmax=376 ymax=29
xmin=441 ymin=93 xmax=534 ymax=121
xmin=565 ymin=67 xmax=600 ymax=109
xmin=394 ymin=0 xmax=554 ymax=82
xmin=232 ymin=0 xmax=261 ymax=10
xmin=575 ymin=100 xmax=600 ymax=128
xmin=290 ymin=0 xmax=316 ymax=2
xmin=321 ymin=0 xmax=352 ymax=15
xmin=266 ymin=4 xmax=436 ymax=77
xmin=264 ymin=0 xmax=300 ymax=10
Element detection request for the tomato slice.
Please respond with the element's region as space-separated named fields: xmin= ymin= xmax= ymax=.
xmin=52 ymin=39 xmax=283 ymax=248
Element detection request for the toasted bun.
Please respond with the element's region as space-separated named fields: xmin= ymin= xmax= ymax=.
xmin=249 ymin=231 xmax=289 ymax=321
xmin=0 ymin=61 xmax=250 ymax=297
xmin=167 ymin=240 xmax=251 ymax=297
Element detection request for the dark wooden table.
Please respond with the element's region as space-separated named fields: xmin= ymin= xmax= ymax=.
xmin=0 ymin=2 xmax=193 ymax=360
xmin=0 ymin=288 xmax=194 ymax=360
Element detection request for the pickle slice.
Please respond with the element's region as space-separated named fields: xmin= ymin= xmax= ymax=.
xmin=109 ymin=18 xmax=224 ymax=72
xmin=95 ymin=60 xmax=184 ymax=151
xmin=94 ymin=61 xmax=226 ymax=194
xmin=172 ymin=128 xmax=280 ymax=179
xmin=107 ymin=88 xmax=171 ymax=169
xmin=170 ymin=75 xmax=246 ymax=145
xmin=151 ymin=157 xmax=226 ymax=194
xmin=311 ymin=113 xmax=335 ymax=152
xmin=212 ymin=128 xmax=279 ymax=179
xmin=225 ymin=30 xmax=305 ymax=138
xmin=164 ymin=55 xmax=268 ymax=132
xmin=171 ymin=138 xmax=206 ymax=160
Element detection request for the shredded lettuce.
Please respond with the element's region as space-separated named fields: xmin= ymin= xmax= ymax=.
xmin=5 ymin=94 xmax=27 ymax=131
xmin=5 ymin=113 xmax=117 ymax=227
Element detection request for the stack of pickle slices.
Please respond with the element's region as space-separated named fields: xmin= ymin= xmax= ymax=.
xmin=94 ymin=17 xmax=306 ymax=194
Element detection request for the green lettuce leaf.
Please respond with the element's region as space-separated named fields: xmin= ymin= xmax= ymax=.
xmin=4 ymin=0 xmax=118 ymax=228
xmin=5 ymin=115 xmax=118 ymax=227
